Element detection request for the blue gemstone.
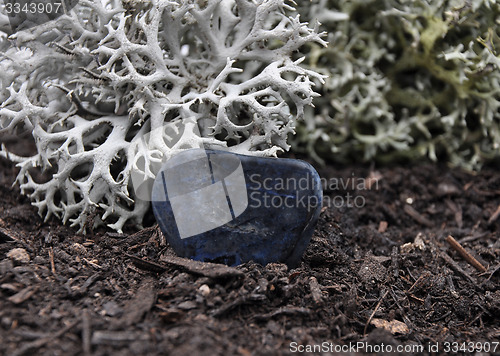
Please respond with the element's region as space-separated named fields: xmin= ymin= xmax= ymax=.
xmin=151 ymin=149 xmax=322 ymax=267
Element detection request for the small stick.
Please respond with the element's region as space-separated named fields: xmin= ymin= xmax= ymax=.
xmin=403 ymin=205 xmax=433 ymax=227
xmin=446 ymin=235 xmax=487 ymax=272
xmin=407 ymin=271 xmax=430 ymax=294
xmin=488 ymin=204 xmax=500 ymax=225
xmin=486 ymin=263 xmax=500 ymax=281
xmin=440 ymin=250 xmax=475 ymax=284
xmin=83 ymin=258 xmax=102 ymax=270
xmin=49 ymin=247 xmax=56 ymax=275
xmin=364 ymin=289 xmax=389 ymax=336
xmin=391 ymin=246 xmax=399 ymax=278
xmin=251 ymin=307 xmax=311 ymax=322
xmin=409 ymin=294 xmax=424 ymax=303
xmin=125 ymin=254 xmax=167 ymax=273
xmin=82 ymin=310 xmax=91 ymax=356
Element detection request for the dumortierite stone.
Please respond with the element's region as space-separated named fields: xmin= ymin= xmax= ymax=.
xmin=151 ymin=149 xmax=322 ymax=267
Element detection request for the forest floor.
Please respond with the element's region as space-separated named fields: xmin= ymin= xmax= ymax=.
xmin=0 ymin=145 xmax=499 ymax=355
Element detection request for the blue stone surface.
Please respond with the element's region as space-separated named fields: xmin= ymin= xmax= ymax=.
xmin=151 ymin=149 xmax=322 ymax=267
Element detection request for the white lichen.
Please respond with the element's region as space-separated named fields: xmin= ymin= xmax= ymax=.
xmin=0 ymin=0 xmax=326 ymax=232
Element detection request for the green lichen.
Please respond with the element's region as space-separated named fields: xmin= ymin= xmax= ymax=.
xmin=294 ymin=0 xmax=500 ymax=170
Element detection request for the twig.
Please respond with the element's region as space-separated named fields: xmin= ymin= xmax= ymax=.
xmin=488 ymin=204 xmax=500 ymax=225
xmin=444 ymin=267 xmax=457 ymax=296
xmin=125 ymin=254 xmax=168 ymax=273
xmin=83 ymin=258 xmax=102 ymax=270
xmin=49 ymin=83 xmax=106 ymax=117
xmin=408 ymin=294 xmax=424 ymax=303
xmin=407 ymin=271 xmax=430 ymax=294
xmin=251 ymin=307 xmax=311 ymax=321
xmin=49 ymin=247 xmax=56 ymax=275
xmin=79 ymin=67 xmax=105 ymax=80
xmin=108 ymin=225 xmax=159 ymax=244
xmin=486 ymin=263 xmax=500 ymax=281
xmin=391 ymin=246 xmax=399 ymax=278
xmin=389 ymin=289 xmax=413 ymax=331
xmin=82 ymin=310 xmax=91 ymax=356
xmin=364 ymin=289 xmax=389 ymax=336
xmin=403 ymin=205 xmax=433 ymax=227
xmin=446 ymin=235 xmax=487 ymax=272
xmin=458 ymin=232 xmax=489 ymax=244
xmin=440 ymin=250 xmax=475 ymax=284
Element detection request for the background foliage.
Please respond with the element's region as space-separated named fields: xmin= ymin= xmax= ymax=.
xmin=294 ymin=0 xmax=500 ymax=170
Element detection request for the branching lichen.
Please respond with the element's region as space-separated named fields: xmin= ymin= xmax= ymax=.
xmin=0 ymin=0 xmax=325 ymax=232
xmin=294 ymin=0 xmax=500 ymax=169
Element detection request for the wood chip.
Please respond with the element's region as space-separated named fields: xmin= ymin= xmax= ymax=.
xmin=237 ymin=347 xmax=253 ymax=356
xmin=400 ymin=233 xmax=426 ymax=253
xmin=1 ymin=283 xmax=23 ymax=292
xmin=0 ymin=225 xmax=20 ymax=242
xmin=91 ymin=331 xmax=150 ymax=346
xmin=159 ymin=308 xmax=184 ymax=323
xmin=378 ymin=221 xmax=388 ymax=233
xmin=177 ymin=300 xmax=197 ymax=310
xmin=370 ymin=318 xmax=409 ymax=335
xmin=308 ymin=276 xmax=324 ymax=304
xmin=160 ymin=255 xmax=244 ymax=279
xmin=7 ymin=248 xmax=30 ymax=264
xmin=83 ymin=258 xmax=102 ymax=270
xmin=8 ymin=285 xmax=39 ymax=304
xmin=119 ymin=277 xmax=156 ymax=326
xmin=436 ymin=182 xmax=460 ymax=196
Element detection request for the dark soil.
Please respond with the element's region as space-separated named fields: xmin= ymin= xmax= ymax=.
xmin=0 ymin=148 xmax=499 ymax=355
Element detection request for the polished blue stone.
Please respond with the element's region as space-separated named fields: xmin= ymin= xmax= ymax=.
xmin=151 ymin=149 xmax=322 ymax=267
